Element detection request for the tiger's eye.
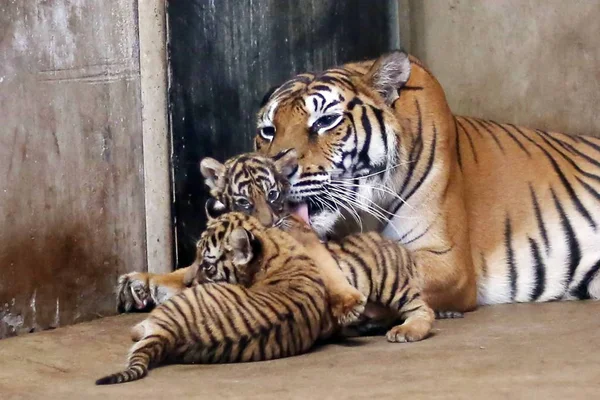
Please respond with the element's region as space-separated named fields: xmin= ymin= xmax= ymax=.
xmin=235 ymin=198 xmax=252 ymax=209
xmin=267 ymin=189 xmax=280 ymax=203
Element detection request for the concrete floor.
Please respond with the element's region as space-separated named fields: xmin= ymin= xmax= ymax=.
xmin=1 ymin=302 xmax=598 ymax=399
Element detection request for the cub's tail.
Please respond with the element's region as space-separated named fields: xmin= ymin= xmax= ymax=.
xmin=96 ymin=334 xmax=166 ymax=385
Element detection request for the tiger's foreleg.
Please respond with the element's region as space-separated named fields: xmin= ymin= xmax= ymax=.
xmin=386 ymin=289 xmax=435 ymax=343
xmin=412 ymin=249 xmax=478 ymax=313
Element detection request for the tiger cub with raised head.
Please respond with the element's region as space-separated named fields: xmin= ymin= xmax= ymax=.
xmin=200 ymin=150 xmax=367 ymax=325
xmin=97 ymin=212 xmax=330 ymax=385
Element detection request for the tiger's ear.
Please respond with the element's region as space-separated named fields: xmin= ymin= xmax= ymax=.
xmin=272 ymin=148 xmax=298 ymax=178
xmin=199 ymin=157 xmax=224 ymax=191
xmin=228 ymin=227 xmax=254 ymax=266
xmin=363 ymin=50 xmax=411 ymax=104
xmin=205 ymin=198 xmax=227 ymax=220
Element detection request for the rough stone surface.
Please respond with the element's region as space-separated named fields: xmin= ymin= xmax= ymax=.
xmin=0 ymin=302 xmax=598 ymax=399
xmin=0 ymin=0 xmax=146 ymax=338
xmin=406 ymin=0 xmax=600 ymax=137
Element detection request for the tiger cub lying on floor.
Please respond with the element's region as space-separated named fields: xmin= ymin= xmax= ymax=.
xmin=97 ymin=212 xmax=329 ymax=385
xmin=98 ymin=210 xmax=434 ymax=385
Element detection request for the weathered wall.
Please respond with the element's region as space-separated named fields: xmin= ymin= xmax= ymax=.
xmin=0 ymin=1 xmax=146 ymax=338
xmin=402 ymin=0 xmax=600 ymax=137
xmin=168 ymin=0 xmax=400 ymax=267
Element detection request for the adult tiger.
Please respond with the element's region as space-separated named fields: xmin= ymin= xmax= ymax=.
xmin=254 ymin=50 xmax=600 ymax=311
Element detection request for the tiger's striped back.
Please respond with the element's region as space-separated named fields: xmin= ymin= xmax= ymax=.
xmin=96 ymin=212 xmax=328 ymax=385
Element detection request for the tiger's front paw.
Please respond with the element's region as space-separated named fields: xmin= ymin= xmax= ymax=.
xmin=116 ymin=272 xmax=154 ymax=313
xmin=330 ymin=289 xmax=367 ymax=326
xmin=386 ymin=319 xmax=432 ymax=343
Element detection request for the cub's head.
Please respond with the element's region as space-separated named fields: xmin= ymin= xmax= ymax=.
xmin=190 ymin=212 xmax=263 ymax=288
xmin=199 ymin=150 xmax=298 ymax=227
xmin=254 ymin=51 xmax=412 ymax=235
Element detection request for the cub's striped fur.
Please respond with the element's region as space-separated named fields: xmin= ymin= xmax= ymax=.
xmin=98 ymin=213 xmax=328 ymax=385
xmin=102 ymin=212 xmax=433 ymax=385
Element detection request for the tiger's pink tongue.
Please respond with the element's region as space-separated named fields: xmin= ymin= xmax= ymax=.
xmin=292 ymin=203 xmax=310 ymax=225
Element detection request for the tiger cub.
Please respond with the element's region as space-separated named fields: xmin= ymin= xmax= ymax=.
xmin=188 ymin=213 xmax=435 ymax=343
xmin=96 ymin=212 xmax=329 ymax=385
xmin=200 ymin=150 xmax=367 ymax=325
xmin=198 ymin=151 xmax=434 ymax=340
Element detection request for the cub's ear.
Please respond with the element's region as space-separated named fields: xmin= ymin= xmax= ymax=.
xmin=272 ymin=148 xmax=298 ymax=178
xmin=228 ymin=227 xmax=254 ymax=266
xmin=205 ymin=198 xmax=227 ymax=221
xmin=199 ymin=157 xmax=224 ymax=191
xmin=363 ymin=50 xmax=411 ymax=104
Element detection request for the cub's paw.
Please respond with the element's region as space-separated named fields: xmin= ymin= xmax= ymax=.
xmin=331 ymin=290 xmax=367 ymax=326
xmin=435 ymin=310 xmax=464 ymax=320
xmin=386 ymin=320 xmax=432 ymax=343
xmin=116 ymin=272 xmax=154 ymax=313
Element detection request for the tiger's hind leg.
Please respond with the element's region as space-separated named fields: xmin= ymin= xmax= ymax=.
xmin=386 ymin=294 xmax=435 ymax=343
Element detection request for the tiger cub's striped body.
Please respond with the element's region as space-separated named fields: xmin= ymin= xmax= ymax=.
xmin=97 ymin=213 xmax=329 ymax=385
xmin=101 ymin=212 xmax=433 ymax=385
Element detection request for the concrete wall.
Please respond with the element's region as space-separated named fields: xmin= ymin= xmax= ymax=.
xmin=401 ymin=0 xmax=600 ymax=137
xmin=0 ymin=1 xmax=149 ymax=338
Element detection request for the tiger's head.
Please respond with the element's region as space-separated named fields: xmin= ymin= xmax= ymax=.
xmin=191 ymin=212 xmax=264 ymax=288
xmin=254 ymin=50 xmax=415 ymax=236
xmin=199 ymin=150 xmax=299 ymax=227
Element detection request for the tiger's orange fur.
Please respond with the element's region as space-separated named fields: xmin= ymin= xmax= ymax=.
xmin=254 ymin=50 xmax=600 ymax=309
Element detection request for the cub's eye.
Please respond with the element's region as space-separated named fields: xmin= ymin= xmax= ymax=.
xmin=267 ymin=189 xmax=280 ymax=203
xmin=235 ymin=198 xmax=252 ymax=209
xmin=312 ymin=114 xmax=342 ymax=133
xmin=258 ymin=126 xmax=275 ymax=141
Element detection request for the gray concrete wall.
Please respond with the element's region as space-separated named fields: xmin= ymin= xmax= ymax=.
xmin=401 ymin=0 xmax=600 ymax=136
xmin=0 ymin=0 xmax=148 ymax=338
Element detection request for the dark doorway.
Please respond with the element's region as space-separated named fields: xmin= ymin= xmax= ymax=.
xmin=167 ymin=0 xmax=401 ymax=267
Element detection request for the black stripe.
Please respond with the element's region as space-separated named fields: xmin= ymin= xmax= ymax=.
xmin=399 ymin=123 xmax=438 ymax=208
xmin=528 ymin=237 xmax=546 ymax=301
xmin=404 ymin=224 xmax=432 ymax=245
xmin=456 ymin=119 xmax=478 ymax=164
xmin=461 ymin=117 xmax=484 ymax=138
xmin=358 ymin=106 xmax=373 ymax=166
xmin=576 ymin=135 xmax=600 ymax=154
xmin=323 ymin=100 xmax=340 ymax=113
xmin=551 ymin=188 xmax=582 ymax=294
xmin=504 ymin=216 xmax=517 ymax=300
xmin=576 ymin=177 xmax=600 ymax=202
xmin=533 ymin=130 xmax=600 ymax=185
xmin=522 ymin=127 xmax=596 ymax=229
xmin=311 ymin=84 xmax=331 ymax=92
xmin=472 ymin=118 xmax=505 ymax=153
xmin=488 ymin=120 xmax=531 ymax=157
xmin=454 ymin=117 xmax=462 ymax=170
xmin=373 ymin=108 xmax=388 ymax=156
xmin=571 ymin=259 xmax=600 ymax=299
xmin=529 ymin=184 xmax=551 ymax=255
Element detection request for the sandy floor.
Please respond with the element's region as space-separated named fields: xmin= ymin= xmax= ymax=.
xmin=1 ymin=301 xmax=599 ymax=399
